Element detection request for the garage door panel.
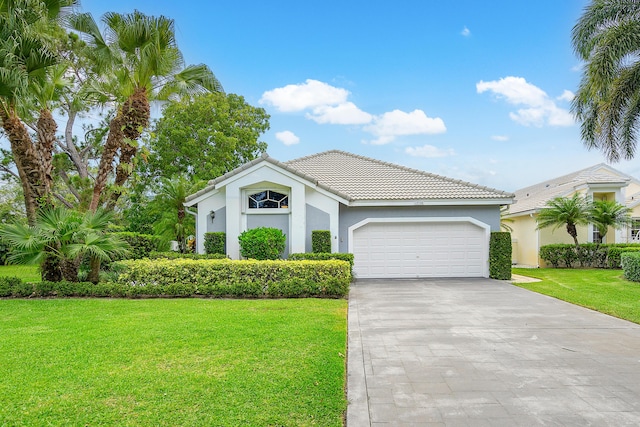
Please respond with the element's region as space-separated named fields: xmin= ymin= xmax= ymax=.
xmin=353 ymin=221 xmax=486 ymax=278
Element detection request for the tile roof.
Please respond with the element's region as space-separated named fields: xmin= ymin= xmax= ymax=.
xmin=509 ymin=163 xmax=632 ymax=215
xmin=284 ymin=150 xmax=513 ymax=201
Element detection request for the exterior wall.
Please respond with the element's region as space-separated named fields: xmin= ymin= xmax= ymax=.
xmin=247 ymin=214 xmax=290 ymax=258
xmin=338 ymin=205 xmax=500 ymax=253
xmin=509 ymin=214 xmax=538 ymax=266
xmin=194 ymin=188 xmax=226 ymax=254
xmin=207 ymin=207 xmax=226 ymax=233
xmin=305 ymin=204 xmax=330 ymax=253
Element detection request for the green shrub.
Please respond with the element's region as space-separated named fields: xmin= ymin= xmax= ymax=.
xmin=311 ymin=230 xmax=331 ymax=253
xmin=204 ymin=232 xmax=226 ymax=255
xmin=289 ymin=252 xmax=354 ymax=270
xmin=622 ymin=252 xmax=640 ymax=282
xmin=607 ymin=246 xmax=640 ymax=268
xmin=489 ymin=232 xmax=511 ymax=280
xmin=0 ymin=276 xmax=23 ymax=297
xmin=576 ymin=243 xmax=608 ymax=268
xmin=113 ymin=232 xmax=168 ymax=260
xmin=113 ymin=258 xmax=350 ymax=298
xmin=539 ymin=244 xmax=579 ymax=268
xmin=239 ymin=227 xmax=286 ymax=260
xmin=148 ymin=251 xmax=227 ymax=260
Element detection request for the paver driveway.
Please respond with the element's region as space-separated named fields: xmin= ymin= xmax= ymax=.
xmin=347 ymin=278 xmax=640 ymax=426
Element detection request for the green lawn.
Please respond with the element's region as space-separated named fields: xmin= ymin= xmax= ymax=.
xmin=0 ymin=265 xmax=40 ymax=282
xmin=0 ymin=298 xmax=347 ymax=426
xmin=512 ymin=268 xmax=640 ymax=323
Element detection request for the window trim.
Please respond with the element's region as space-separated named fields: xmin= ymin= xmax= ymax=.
xmin=243 ymin=188 xmax=290 ymax=214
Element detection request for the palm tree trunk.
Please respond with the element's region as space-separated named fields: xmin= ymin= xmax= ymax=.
xmin=567 ymin=223 xmax=580 ymax=249
xmin=87 ymin=256 xmax=100 ymax=284
xmin=89 ymin=115 xmax=124 ymax=212
xmin=36 ymin=108 xmax=56 ymax=199
xmin=0 ymin=108 xmax=46 ymax=224
xmin=60 ymin=257 xmax=80 ymax=282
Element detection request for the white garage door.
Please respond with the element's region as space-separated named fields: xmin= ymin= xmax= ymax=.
xmin=352 ymin=220 xmax=487 ymax=278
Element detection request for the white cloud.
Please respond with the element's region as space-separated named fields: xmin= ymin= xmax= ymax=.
xmin=365 ymin=109 xmax=446 ymax=145
xmin=557 ymin=90 xmax=574 ymax=102
xmin=476 ymin=76 xmax=574 ymax=127
xmin=405 ymin=144 xmax=455 ymax=158
xmin=275 ymin=130 xmax=300 ymax=146
xmin=461 ymin=26 xmax=471 ymax=37
xmin=260 ymin=79 xmax=349 ymax=112
xmin=307 ymin=102 xmax=372 ymax=125
xmin=491 ymin=135 xmax=509 ymax=141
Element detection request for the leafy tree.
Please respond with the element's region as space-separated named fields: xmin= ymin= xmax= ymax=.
xmin=572 ymin=0 xmax=640 ymax=162
xmin=68 ymin=10 xmax=223 ymax=212
xmin=590 ymin=199 xmax=632 ymax=242
xmin=0 ymin=207 xmax=128 ymax=282
xmin=537 ymin=193 xmax=591 ymax=248
xmin=145 ymin=92 xmax=269 ymax=182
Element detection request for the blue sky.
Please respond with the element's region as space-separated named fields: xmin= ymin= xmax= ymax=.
xmin=81 ymin=0 xmax=640 ymax=192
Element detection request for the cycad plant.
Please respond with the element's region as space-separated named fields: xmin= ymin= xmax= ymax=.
xmin=0 ymin=207 xmax=128 ymax=282
xmin=536 ymin=193 xmax=591 ymax=248
xmin=590 ymin=199 xmax=632 ymax=242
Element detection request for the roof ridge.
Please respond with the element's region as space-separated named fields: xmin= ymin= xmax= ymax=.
xmin=289 ymin=150 xmax=513 ymax=197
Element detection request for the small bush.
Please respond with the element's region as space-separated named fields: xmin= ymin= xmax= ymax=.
xmin=148 ymin=251 xmax=227 ymax=260
xmin=113 ymin=258 xmax=350 ymax=298
xmin=489 ymin=232 xmax=511 ymax=280
xmin=607 ymin=246 xmax=640 ymax=268
xmin=204 ymin=232 xmax=226 ymax=255
xmin=0 ymin=276 xmax=23 ymax=297
xmin=622 ymin=252 xmax=640 ymax=282
xmin=311 ymin=230 xmax=331 ymax=253
xmin=113 ymin=232 xmax=168 ymax=260
xmin=239 ymin=227 xmax=286 ymax=260
xmin=289 ymin=252 xmax=354 ymax=270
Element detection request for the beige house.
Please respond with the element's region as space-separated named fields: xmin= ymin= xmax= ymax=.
xmin=506 ymin=164 xmax=640 ymax=267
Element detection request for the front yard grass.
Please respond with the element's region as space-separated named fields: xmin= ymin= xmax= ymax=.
xmin=0 ymin=264 xmax=40 ymax=282
xmin=512 ymin=268 xmax=640 ymax=324
xmin=0 ymin=298 xmax=347 ymax=426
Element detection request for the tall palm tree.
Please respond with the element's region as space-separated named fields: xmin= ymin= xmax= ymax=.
xmin=590 ymin=199 xmax=632 ymax=242
xmin=0 ymin=207 xmax=128 ymax=282
xmin=68 ymin=11 xmax=223 ymax=212
xmin=537 ymin=194 xmax=592 ymax=248
xmin=572 ymin=0 xmax=640 ymax=162
xmin=151 ymin=176 xmax=203 ymax=253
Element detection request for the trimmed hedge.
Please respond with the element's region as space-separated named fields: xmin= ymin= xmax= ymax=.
xmin=113 ymin=232 xmax=168 ymax=260
xmin=622 ymin=252 xmax=640 ymax=282
xmin=489 ymin=232 xmax=511 ymax=280
xmin=312 ymin=230 xmax=331 ymax=253
xmin=113 ymin=258 xmax=350 ymax=298
xmin=147 ymin=251 xmax=227 ymax=260
xmin=204 ymin=232 xmax=226 ymax=255
xmin=289 ymin=252 xmax=354 ymax=270
xmin=540 ymin=243 xmax=640 ymax=268
xmin=0 ymin=277 xmax=125 ymax=298
xmin=0 ymin=276 xmax=25 ymax=297
xmin=239 ymin=227 xmax=286 ymax=260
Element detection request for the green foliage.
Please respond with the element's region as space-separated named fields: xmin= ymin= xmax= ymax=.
xmin=0 ymin=276 xmax=23 ymax=297
xmin=489 ymin=232 xmax=511 ymax=280
xmin=622 ymin=253 xmax=640 ymax=282
xmin=311 ymin=230 xmax=331 ymax=253
xmin=590 ymin=199 xmax=632 ymax=241
xmin=572 ymin=0 xmax=640 ymax=162
xmin=536 ymin=194 xmax=591 ymax=246
xmin=113 ymin=258 xmax=351 ymax=298
xmin=113 ymin=232 xmax=168 ymax=259
xmin=204 ymin=232 xmax=225 ymax=255
xmin=145 ymin=92 xmax=269 ymax=182
xmin=238 ymin=227 xmax=286 ymax=260
xmin=539 ymin=243 xmax=640 ymax=269
xmin=289 ymin=252 xmax=354 ymax=270
xmin=147 ymin=251 xmax=226 ymax=260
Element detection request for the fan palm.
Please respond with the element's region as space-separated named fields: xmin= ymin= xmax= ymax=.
xmin=0 ymin=207 xmax=129 ymax=282
xmin=68 ymin=11 xmax=223 ymax=212
xmin=590 ymin=199 xmax=632 ymax=242
xmin=572 ymin=0 xmax=640 ymax=162
xmin=536 ymin=194 xmax=592 ymax=248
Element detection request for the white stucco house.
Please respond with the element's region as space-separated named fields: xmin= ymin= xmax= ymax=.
xmin=184 ymin=150 xmax=514 ymax=279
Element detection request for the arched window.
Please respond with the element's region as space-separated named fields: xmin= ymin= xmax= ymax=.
xmin=248 ymin=190 xmax=289 ymax=209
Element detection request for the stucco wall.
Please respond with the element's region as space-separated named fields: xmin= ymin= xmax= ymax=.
xmin=509 ymin=214 xmax=538 ymax=266
xmin=338 ymin=205 xmax=500 ymax=253
xmin=207 ymin=207 xmax=226 ymax=233
xmin=305 ymin=204 xmax=330 ymax=252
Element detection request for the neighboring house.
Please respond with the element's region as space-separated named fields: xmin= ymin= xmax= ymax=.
xmin=506 ymin=163 xmax=640 ymax=267
xmin=185 ymin=150 xmax=513 ymax=279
